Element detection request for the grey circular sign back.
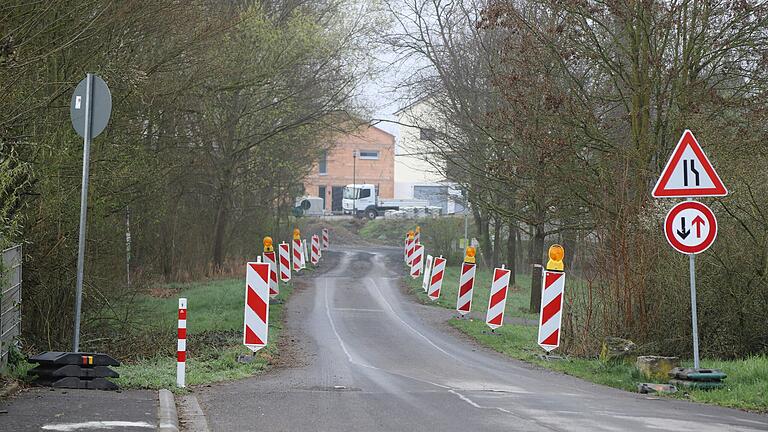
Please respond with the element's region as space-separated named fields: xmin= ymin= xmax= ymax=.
xmin=70 ymin=75 xmax=112 ymax=138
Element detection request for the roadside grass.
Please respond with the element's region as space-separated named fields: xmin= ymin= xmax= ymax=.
xmin=113 ymin=278 xmax=293 ymax=392
xmin=406 ymin=263 xmax=536 ymax=320
xmin=406 ymin=266 xmax=768 ymax=412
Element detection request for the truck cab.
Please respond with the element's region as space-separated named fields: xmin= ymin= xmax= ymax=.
xmin=342 ymin=184 xmax=377 ymax=218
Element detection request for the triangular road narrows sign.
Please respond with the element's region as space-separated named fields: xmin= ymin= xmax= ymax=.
xmin=652 ymin=130 xmax=727 ymax=198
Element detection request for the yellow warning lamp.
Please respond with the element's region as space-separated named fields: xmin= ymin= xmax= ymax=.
xmin=415 ymin=226 xmax=421 ymax=234
xmin=263 ymin=236 xmax=274 ymax=253
xmin=407 ymin=230 xmax=414 ymax=240
xmin=546 ymin=244 xmax=565 ymax=271
xmin=464 ymin=246 xmax=476 ymax=264
xmin=293 ymin=228 xmax=301 ymax=240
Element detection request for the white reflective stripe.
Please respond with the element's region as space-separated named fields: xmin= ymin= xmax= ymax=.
xmin=459 ymin=264 xmax=476 ymax=285
xmin=538 ymin=310 xmax=562 ymax=344
xmin=178 ymin=319 xmax=186 ymax=329
xmin=177 ymin=339 xmax=186 ymax=351
xmin=422 ymin=255 xmax=433 ymax=291
xmin=541 ymin=272 xmax=565 ymax=307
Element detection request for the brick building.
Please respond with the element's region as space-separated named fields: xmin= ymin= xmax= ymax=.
xmin=304 ymin=123 xmax=395 ymax=213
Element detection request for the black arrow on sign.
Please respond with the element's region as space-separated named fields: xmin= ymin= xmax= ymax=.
xmin=677 ymin=217 xmax=691 ymax=239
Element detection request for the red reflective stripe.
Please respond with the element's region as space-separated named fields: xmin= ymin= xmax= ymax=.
xmin=247 ymin=285 xmax=268 ymax=322
xmin=177 ymin=351 xmax=186 ymax=362
xmin=488 ymin=312 xmax=503 ymax=326
xmin=544 ymin=272 xmax=563 ymax=289
xmin=244 ymin=325 xmax=264 ymax=345
xmin=541 ymin=329 xmax=559 ymax=346
xmin=178 ymin=309 xmax=187 ymax=320
xmin=178 ymin=328 xmax=186 ymax=339
xmin=430 ymin=289 xmax=440 ymax=298
xmin=458 ymin=301 xmax=471 ymax=312
xmin=493 ymin=268 xmax=506 ymax=282
xmin=459 ymin=279 xmax=473 ymax=297
xmin=541 ymin=293 xmax=562 ymax=325
xmin=490 ymin=287 xmax=507 ymax=308
xmin=430 ymin=270 xmax=444 ymax=285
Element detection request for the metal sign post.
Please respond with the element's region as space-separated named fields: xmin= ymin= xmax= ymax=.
xmin=70 ymin=74 xmax=111 ymax=352
xmin=689 ymin=253 xmax=700 ymax=368
xmin=654 ymin=130 xmax=725 ymax=370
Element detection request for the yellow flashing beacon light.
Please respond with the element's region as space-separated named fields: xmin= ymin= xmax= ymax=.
xmin=263 ymin=236 xmax=274 ymax=253
xmin=293 ymin=228 xmax=301 ymax=240
xmin=464 ymin=246 xmax=476 ymax=264
xmin=415 ymin=226 xmax=421 ymax=233
xmin=546 ymin=244 xmax=565 ymax=271
xmin=407 ymin=230 xmax=415 ymax=240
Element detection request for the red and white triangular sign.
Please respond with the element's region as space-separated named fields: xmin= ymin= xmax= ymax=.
xmin=652 ymin=130 xmax=727 ymax=198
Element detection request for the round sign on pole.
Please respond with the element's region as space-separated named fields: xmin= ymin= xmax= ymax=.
xmin=70 ymin=75 xmax=112 ymax=138
xmin=664 ymin=200 xmax=717 ymax=254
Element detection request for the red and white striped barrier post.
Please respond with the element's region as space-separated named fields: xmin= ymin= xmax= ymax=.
xmin=279 ymin=242 xmax=291 ymax=282
xmin=538 ymin=245 xmax=566 ymax=352
xmin=427 ymin=256 xmax=446 ymax=300
xmin=262 ymin=237 xmax=279 ymax=298
xmin=403 ymin=236 xmax=409 ymax=262
xmin=311 ymin=235 xmax=320 ymax=265
xmin=405 ymin=231 xmax=416 ymax=265
xmin=292 ymin=229 xmax=302 ymax=272
xmin=322 ymin=228 xmax=329 ymax=250
xmin=177 ymin=298 xmax=187 ymax=388
xmin=422 ymin=255 xmax=434 ymax=292
xmin=456 ymin=247 xmax=477 ymax=316
xmin=301 ymin=239 xmax=308 ymax=269
xmin=243 ymin=258 xmax=270 ymax=352
xmin=486 ymin=265 xmax=511 ymax=331
xmin=410 ymin=244 xmax=424 ymax=278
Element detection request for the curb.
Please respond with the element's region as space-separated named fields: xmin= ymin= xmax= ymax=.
xmin=158 ymin=389 xmax=179 ymax=432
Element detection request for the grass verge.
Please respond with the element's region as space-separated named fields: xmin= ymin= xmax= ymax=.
xmin=113 ymin=278 xmax=294 ymax=391
xmin=405 ymin=265 xmax=768 ymax=412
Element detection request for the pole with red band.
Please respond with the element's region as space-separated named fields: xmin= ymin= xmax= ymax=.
xmin=177 ymin=297 xmax=187 ymax=388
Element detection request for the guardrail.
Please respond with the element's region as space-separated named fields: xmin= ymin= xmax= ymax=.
xmin=1 ymin=244 xmax=22 ymax=371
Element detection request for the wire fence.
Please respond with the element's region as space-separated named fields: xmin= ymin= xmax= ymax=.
xmin=1 ymin=244 xmax=22 ymax=371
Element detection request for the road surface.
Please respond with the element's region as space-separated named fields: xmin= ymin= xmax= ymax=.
xmin=198 ymin=247 xmax=768 ymax=431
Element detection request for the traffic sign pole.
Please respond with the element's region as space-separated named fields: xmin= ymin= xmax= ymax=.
xmin=689 ymin=252 xmax=700 ymax=368
xmin=72 ymin=73 xmax=94 ymax=353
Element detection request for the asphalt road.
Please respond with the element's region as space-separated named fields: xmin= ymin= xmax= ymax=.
xmin=0 ymin=387 xmax=156 ymax=431
xmin=198 ymin=246 xmax=768 ymax=432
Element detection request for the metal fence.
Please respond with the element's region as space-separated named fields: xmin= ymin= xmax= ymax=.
xmin=1 ymin=244 xmax=22 ymax=371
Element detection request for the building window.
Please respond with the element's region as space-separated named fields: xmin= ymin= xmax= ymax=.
xmin=319 ymin=150 xmax=327 ymax=174
xmin=358 ymin=150 xmax=379 ymax=160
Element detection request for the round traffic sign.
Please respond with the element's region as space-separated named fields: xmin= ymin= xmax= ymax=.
xmin=664 ymin=200 xmax=717 ymax=254
xmin=70 ymin=74 xmax=112 ymax=138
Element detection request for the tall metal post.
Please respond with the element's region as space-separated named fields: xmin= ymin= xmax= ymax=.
xmin=126 ymin=207 xmax=131 ymax=288
xmin=73 ymin=73 xmax=94 ymax=352
xmin=689 ymin=253 xmax=700 ymax=368
xmin=352 ymin=150 xmax=357 ymax=217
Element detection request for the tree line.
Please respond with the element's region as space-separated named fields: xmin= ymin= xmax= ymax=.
xmin=387 ymin=0 xmax=768 ymax=358
xmin=0 ymin=0 xmax=379 ymax=352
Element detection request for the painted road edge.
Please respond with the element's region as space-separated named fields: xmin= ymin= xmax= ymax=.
xmin=158 ymin=389 xmax=179 ymax=432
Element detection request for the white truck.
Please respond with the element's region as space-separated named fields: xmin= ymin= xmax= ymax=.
xmin=342 ymin=184 xmax=431 ymax=219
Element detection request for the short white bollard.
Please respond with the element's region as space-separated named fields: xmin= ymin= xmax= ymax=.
xmin=177 ymin=298 xmax=187 ymax=388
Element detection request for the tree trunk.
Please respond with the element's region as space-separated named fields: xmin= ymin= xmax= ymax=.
xmin=491 ymin=217 xmax=501 ymax=268
xmin=528 ymin=223 xmax=546 ymax=313
xmin=506 ymin=222 xmax=516 ymax=286
xmin=212 ymin=187 xmax=231 ymax=270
